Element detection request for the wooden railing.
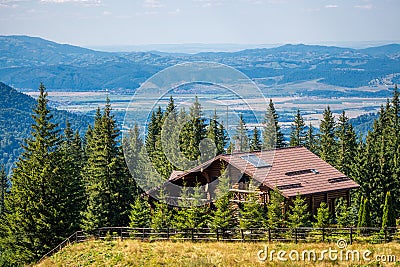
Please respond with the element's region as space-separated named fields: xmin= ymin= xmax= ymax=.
xmin=38 ymin=226 xmax=400 ymax=263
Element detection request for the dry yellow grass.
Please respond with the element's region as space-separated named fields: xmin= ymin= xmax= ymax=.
xmin=36 ymin=240 xmax=400 ymax=267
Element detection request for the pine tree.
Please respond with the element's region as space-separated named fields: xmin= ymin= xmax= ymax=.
xmin=129 ymin=196 xmax=151 ymax=228
xmin=305 ymin=122 xmax=318 ymax=154
xmin=250 ymin=127 xmax=262 ymax=152
xmin=358 ymin=197 xmax=371 ymax=228
xmin=335 ymin=111 xmax=357 ymax=176
xmin=123 ymin=123 xmax=144 ymax=192
xmin=234 ymin=114 xmax=250 ymax=152
xmin=266 ymin=188 xmax=284 ymax=228
xmin=287 ymin=194 xmax=310 ymax=228
xmin=212 ymin=166 xmax=237 ymax=230
xmin=357 ymin=196 xmax=365 ymax=228
xmin=207 ymin=110 xmax=227 ymax=156
xmin=180 ymin=97 xmax=207 ymax=164
xmin=381 ymin=191 xmax=396 ymax=229
xmin=313 ymin=202 xmax=330 ymax=228
xmin=0 ymin=165 xmax=9 ymax=215
xmin=1 ymin=83 xmax=67 ymax=264
xmin=240 ymin=193 xmax=266 ymax=229
xmin=81 ymin=98 xmax=134 ymax=231
xmin=151 ymin=190 xmax=172 ymax=230
xmin=263 ymin=99 xmax=285 ymax=149
xmin=58 ymin=121 xmax=85 ymax=235
xmin=335 ymin=198 xmax=354 ymax=228
xmin=289 ymin=109 xmax=306 ymax=147
xmin=318 ymin=106 xmax=337 ymax=166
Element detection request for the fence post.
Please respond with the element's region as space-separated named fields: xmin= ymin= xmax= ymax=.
xmin=322 ymin=228 xmax=325 ymax=242
xmin=167 ymin=227 xmax=170 ymax=240
xmin=142 ymin=228 xmax=145 ymax=240
xmin=349 ymin=227 xmax=353 ymax=245
xmin=295 ymin=228 xmax=298 ymax=244
xmin=191 ymin=228 xmax=194 ymax=241
xmin=216 ymin=228 xmax=219 ymax=241
xmin=240 ymin=229 xmax=244 ymax=242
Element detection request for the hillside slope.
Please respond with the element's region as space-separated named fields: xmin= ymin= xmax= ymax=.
xmin=0 ymin=82 xmax=91 ymax=172
xmin=37 ymin=239 xmax=400 ymax=267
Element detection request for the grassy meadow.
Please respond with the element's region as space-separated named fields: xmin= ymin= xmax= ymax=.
xmin=37 ymin=240 xmax=400 ymax=267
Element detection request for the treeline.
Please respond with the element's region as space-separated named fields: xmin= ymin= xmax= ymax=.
xmin=0 ymin=83 xmax=399 ymax=265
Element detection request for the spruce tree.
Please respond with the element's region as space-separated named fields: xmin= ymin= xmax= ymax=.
xmin=151 ymin=190 xmax=172 ymax=230
xmin=287 ymin=194 xmax=310 ymax=228
xmin=335 ymin=198 xmax=355 ymax=228
xmin=207 ymin=110 xmax=227 ymax=156
xmin=305 ymin=122 xmax=318 ymax=154
xmin=0 ymin=166 xmax=8 ymax=215
xmin=318 ymin=106 xmax=337 ymax=166
xmin=129 ymin=196 xmax=151 ymax=228
xmin=266 ymin=188 xmax=284 ymax=228
xmin=358 ymin=197 xmax=371 ymax=228
xmin=1 ymin=83 xmax=67 ymax=264
xmin=381 ymin=191 xmax=396 ymax=229
xmin=263 ymin=99 xmax=285 ymax=149
xmin=250 ymin=127 xmax=262 ymax=152
xmin=335 ymin=111 xmax=357 ymax=176
xmin=289 ymin=109 xmax=306 ymax=147
xmin=212 ymin=166 xmax=237 ymax=230
xmin=240 ymin=193 xmax=266 ymax=229
xmin=180 ymin=97 xmax=207 ymax=164
xmin=313 ymin=202 xmax=330 ymax=228
xmin=81 ymin=98 xmax=134 ymax=231
xmin=58 ymin=121 xmax=85 ymax=235
xmin=234 ymin=114 xmax=250 ymax=152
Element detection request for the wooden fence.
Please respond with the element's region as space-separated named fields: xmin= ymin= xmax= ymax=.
xmin=38 ymin=226 xmax=399 ymax=263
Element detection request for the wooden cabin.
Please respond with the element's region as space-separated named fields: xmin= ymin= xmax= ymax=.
xmin=166 ymin=146 xmax=360 ymax=214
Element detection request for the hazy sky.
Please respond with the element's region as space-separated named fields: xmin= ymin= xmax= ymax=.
xmin=0 ymin=0 xmax=399 ymax=46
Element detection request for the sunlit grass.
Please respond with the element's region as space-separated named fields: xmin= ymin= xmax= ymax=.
xmin=36 ymin=240 xmax=400 ymax=267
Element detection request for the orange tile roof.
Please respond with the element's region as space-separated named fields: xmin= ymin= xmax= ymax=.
xmin=169 ymin=146 xmax=359 ymax=198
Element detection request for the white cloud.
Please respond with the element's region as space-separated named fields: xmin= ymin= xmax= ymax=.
xmin=102 ymin=11 xmax=111 ymax=15
xmin=193 ymin=0 xmax=224 ymax=8
xmin=40 ymin=0 xmax=102 ymax=6
xmin=354 ymin=4 xmax=373 ymax=9
xmin=325 ymin=4 xmax=338 ymax=8
xmin=143 ymin=0 xmax=164 ymax=8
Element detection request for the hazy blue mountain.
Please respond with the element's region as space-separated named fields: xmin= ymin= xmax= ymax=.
xmin=0 ymin=82 xmax=91 ymax=173
xmin=1 ymin=35 xmax=400 ymax=91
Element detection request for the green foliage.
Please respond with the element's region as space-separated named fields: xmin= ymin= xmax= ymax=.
xmin=0 ymin=165 xmax=9 ymax=215
xmin=358 ymin=197 xmax=371 ymax=228
xmin=151 ymin=190 xmax=172 ymax=230
xmin=289 ymin=109 xmax=306 ymax=147
xmin=305 ymin=122 xmax=318 ymax=154
xmin=234 ymin=114 xmax=250 ymax=152
xmin=81 ymin=98 xmax=134 ymax=231
xmin=263 ymin=99 xmax=285 ymax=149
xmin=250 ymin=127 xmax=262 ymax=152
xmin=335 ymin=111 xmax=357 ymax=176
xmin=0 ymin=84 xmax=76 ymax=264
xmin=129 ymin=197 xmax=151 ymax=228
xmin=335 ymin=198 xmax=356 ymax=227
xmin=240 ymin=193 xmax=266 ymax=229
xmin=318 ymin=106 xmax=337 ymax=165
xmin=266 ymin=188 xmax=284 ymax=228
xmin=287 ymin=194 xmax=310 ymax=228
xmin=313 ymin=202 xmax=331 ymax=228
xmin=382 ymin=191 xmax=396 ymax=229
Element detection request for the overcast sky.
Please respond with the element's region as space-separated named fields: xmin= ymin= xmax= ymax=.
xmin=0 ymin=0 xmax=399 ymax=47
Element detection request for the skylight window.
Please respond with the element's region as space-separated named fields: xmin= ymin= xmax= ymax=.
xmin=240 ymin=154 xmax=270 ymax=168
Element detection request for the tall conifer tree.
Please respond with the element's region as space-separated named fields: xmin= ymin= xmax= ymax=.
xmin=289 ymin=109 xmax=306 ymax=147
xmin=318 ymin=106 xmax=337 ymax=166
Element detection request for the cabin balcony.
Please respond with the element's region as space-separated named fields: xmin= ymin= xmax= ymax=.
xmin=228 ymin=189 xmax=268 ymax=204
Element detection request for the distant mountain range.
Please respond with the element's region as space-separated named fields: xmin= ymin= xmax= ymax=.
xmin=1 ymin=35 xmax=400 ymax=91
xmin=0 ymin=82 xmax=91 ymax=172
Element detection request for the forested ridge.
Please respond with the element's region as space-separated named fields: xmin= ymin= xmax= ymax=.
xmin=0 ymin=83 xmax=399 ymax=265
xmin=0 ymin=82 xmax=91 ymax=173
